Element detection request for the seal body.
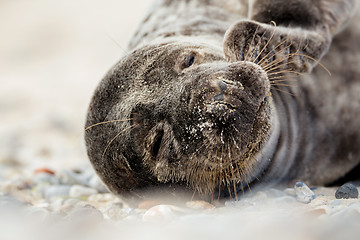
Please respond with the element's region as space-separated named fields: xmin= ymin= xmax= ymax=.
xmin=85 ymin=0 xmax=360 ymax=202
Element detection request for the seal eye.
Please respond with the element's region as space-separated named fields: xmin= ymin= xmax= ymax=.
xmin=151 ymin=130 xmax=164 ymax=158
xmin=183 ymin=54 xmax=195 ymax=68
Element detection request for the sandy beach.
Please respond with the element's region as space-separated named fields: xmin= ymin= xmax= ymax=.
xmin=1 ymin=1 xmax=359 ymax=239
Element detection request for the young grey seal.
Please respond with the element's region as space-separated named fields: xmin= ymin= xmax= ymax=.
xmin=85 ymin=0 xmax=360 ymax=203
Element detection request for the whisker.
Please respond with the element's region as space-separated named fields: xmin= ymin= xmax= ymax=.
xmin=218 ymin=169 xmax=222 ymax=201
xmin=102 ymin=124 xmax=136 ymax=159
xmin=271 ymin=87 xmax=296 ymax=96
xmin=264 ymin=60 xmax=298 ymax=73
xmin=252 ymin=24 xmax=277 ymax=63
xmin=246 ymin=29 xmax=267 ymax=62
xmin=105 ymin=32 xmax=129 ymax=56
xmin=257 ymin=38 xmax=291 ymax=66
xmin=245 ymin=176 xmax=252 ymax=193
xmin=270 ymin=83 xmax=298 ymax=88
xmin=291 ymin=53 xmax=331 ymax=76
xmin=85 ymin=119 xmax=134 ymax=131
xmin=244 ymin=25 xmax=261 ymax=61
xmin=191 ymin=189 xmax=197 ymax=201
xmin=259 ymin=42 xmax=293 ymax=69
xmin=270 ymin=78 xmax=299 ymax=83
xmin=237 ymin=166 xmax=245 ymax=196
xmin=267 ymin=70 xmax=305 ymax=77
xmin=230 ymin=166 xmax=238 ymax=201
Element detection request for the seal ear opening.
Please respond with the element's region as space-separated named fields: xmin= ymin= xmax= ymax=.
xmin=151 ymin=129 xmax=164 ymax=158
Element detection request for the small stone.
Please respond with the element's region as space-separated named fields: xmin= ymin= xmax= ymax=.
xmin=331 ymin=206 xmax=360 ymax=220
xmin=272 ymin=196 xmax=296 ymax=204
xmin=142 ymin=205 xmax=175 ymax=222
xmin=25 ymin=207 xmax=50 ymax=221
xmin=186 ymin=200 xmax=215 ymax=210
xmin=0 ymin=195 xmax=27 ymax=211
xmin=69 ymin=185 xmax=98 ymax=198
xmin=329 ymin=199 xmax=342 ymax=207
xmin=283 ymin=188 xmax=296 ymax=196
xmin=348 ymin=202 xmax=360 ymax=210
xmin=265 ymin=188 xmax=286 ymax=198
xmin=305 ymin=208 xmax=327 ymax=218
xmin=294 ymin=182 xmax=316 ymax=203
xmin=33 ymin=172 xmax=59 ymax=185
xmin=309 ymin=197 xmax=328 ymax=207
xmin=335 ymin=183 xmax=359 ymax=199
xmin=252 ymin=191 xmax=268 ymax=201
xmin=88 ymin=175 xmax=109 ymax=193
xmin=44 ymin=185 xmax=71 ymax=200
xmin=66 ymin=206 xmax=103 ymax=222
xmin=48 ymin=198 xmax=65 ymax=212
xmin=138 ymin=200 xmax=164 ymax=209
xmin=34 ymin=167 xmax=55 ymax=175
xmin=105 ymin=204 xmax=132 ymax=220
xmin=58 ymin=169 xmax=90 ymax=186
xmin=49 ymin=198 xmax=82 ymax=214
xmin=224 ymin=199 xmax=255 ymax=208
xmin=87 ymin=193 xmax=118 ymax=203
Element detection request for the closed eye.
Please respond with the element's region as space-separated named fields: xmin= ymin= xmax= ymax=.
xmin=183 ymin=54 xmax=196 ymax=68
xmin=151 ymin=130 xmax=164 ymax=158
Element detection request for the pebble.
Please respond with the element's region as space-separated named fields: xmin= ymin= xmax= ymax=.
xmin=331 ymin=206 xmax=360 ymax=220
xmin=34 ymin=167 xmax=55 ymax=175
xmin=88 ymin=175 xmax=109 ymax=193
xmin=309 ymin=197 xmax=328 ymax=207
xmin=33 ymin=172 xmax=59 ymax=185
xmin=1 ymin=163 xmax=360 ymax=239
xmin=186 ymin=200 xmax=215 ymax=210
xmin=272 ymin=196 xmax=296 ymax=204
xmin=25 ymin=207 xmax=50 ymax=221
xmin=66 ymin=206 xmax=103 ymax=223
xmin=142 ymin=205 xmax=175 ymax=222
xmin=58 ymin=169 xmax=90 ymax=186
xmin=335 ymin=183 xmax=359 ymax=199
xmin=265 ymin=188 xmax=287 ymax=198
xmin=69 ymin=185 xmax=98 ymax=198
xmin=284 ymin=188 xmax=296 ymax=196
xmin=294 ymin=182 xmax=316 ymax=203
xmin=138 ymin=199 xmax=164 ymax=209
xmin=105 ymin=204 xmax=133 ymax=220
xmin=44 ymin=185 xmax=71 ymax=200
xmin=87 ymin=193 xmax=118 ymax=203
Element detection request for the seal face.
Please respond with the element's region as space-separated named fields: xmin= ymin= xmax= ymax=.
xmin=86 ymin=40 xmax=272 ymax=198
xmin=85 ymin=0 xmax=360 ymax=202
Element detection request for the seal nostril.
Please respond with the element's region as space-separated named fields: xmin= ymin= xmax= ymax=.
xmin=217 ymin=81 xmax=227 ymax=91
xmin=152 ymin=130 xmax=164 ymax=158
xmin=213 ymin=94 xmax=225 ymax=101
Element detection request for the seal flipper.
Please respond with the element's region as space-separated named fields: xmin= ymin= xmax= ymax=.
xmin=223 ymin=20 xmax=331 ymax=73
xmin=251 ymin=0 xmax=357 ymax=35
xmin=224 ymin=0 xmax=358 ymax=73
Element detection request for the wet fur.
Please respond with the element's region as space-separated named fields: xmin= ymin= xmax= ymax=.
xmin=85 ymin=0 xmax=360 ymax=203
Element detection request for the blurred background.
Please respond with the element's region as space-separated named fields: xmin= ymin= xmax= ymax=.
xmin=0 ymin=0 xmax=152 ymax=174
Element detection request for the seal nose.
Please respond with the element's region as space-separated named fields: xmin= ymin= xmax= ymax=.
xmin=228 ymin=61 xmax=270 ymax=105
xmin=213 ymin=93 xmax=225 ymax=101
xmin=208 ymin=61 xmax=269 ymax=108
xmin=217 ymin=80 xmax=227 ymax=92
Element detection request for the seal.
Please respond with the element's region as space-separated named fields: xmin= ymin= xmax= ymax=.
xmin=85 ymin=0 xmax=360 ymax=203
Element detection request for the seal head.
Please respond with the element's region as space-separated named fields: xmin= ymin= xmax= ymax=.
xmin=85 ymin=40 xmax=272 ymax=199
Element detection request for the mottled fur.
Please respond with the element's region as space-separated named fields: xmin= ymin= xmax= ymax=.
xmin=85 ymin=0 xmax=360 ymax=203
